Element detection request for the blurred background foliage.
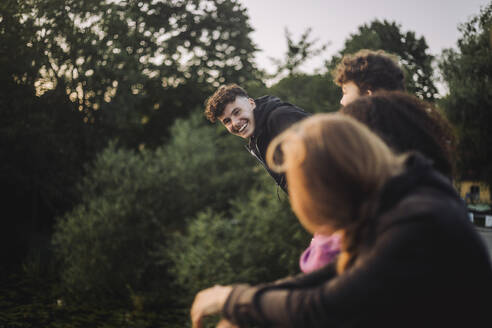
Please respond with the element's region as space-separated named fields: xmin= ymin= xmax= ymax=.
xmin=1 ymin=0 xmax=491 ymax=327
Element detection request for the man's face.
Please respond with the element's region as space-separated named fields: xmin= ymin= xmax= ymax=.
xmin=340 ymin=81 xmax=362 ymax=106
xmin=218 ymin=96 xmax=256 ymax=139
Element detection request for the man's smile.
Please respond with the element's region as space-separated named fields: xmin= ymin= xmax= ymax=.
xmin=238 ymin=122 xmax=248 ymax=133
xmin=233 ymin=121 xmax=248 ymax=134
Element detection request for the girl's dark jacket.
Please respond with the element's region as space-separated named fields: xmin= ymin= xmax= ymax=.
xmin=246 ymin=96 xmax=310 ymax=193
xmin=222 ymin=154 xmax=492 ymax=328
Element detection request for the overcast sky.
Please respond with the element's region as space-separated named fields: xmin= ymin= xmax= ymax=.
xmin=241 ymin=0 xmax=490 ymax=76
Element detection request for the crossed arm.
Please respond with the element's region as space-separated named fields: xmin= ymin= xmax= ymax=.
xmin=190 ymin=215 xmax=436 ymax=328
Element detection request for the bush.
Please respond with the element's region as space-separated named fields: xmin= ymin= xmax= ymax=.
xmin=168 ymin=177 xmax=310 ymax=301
xmin=52 ymin=110 xmax=260 ymax=304
xmin=52 ymin=144 xmax=168 ymax=301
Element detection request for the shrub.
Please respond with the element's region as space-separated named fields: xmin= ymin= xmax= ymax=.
xmin=52 ymin=110 xmax=260 ymax=304
xmin=168 ymin=178 xmax=310 ymax=301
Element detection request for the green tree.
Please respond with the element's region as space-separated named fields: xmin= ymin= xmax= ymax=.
xmin=268 ymin=73 xmax=340 ymax=113
xmin=0 ymin=0 xmax=260 ymax=272
xmin=266 ymin=27 xmax=338 ymax=114
xmin=270 ymin=28 xmax=327 ymax=78
xmin=9 ymin=0 xmax=258 ymax=146
xmin=52 ymin=110 xmax=260 ymax=303
xmin=327 ymin=20 xmax=438 ymax=101
xmin=0 ymin=87 xmax=94 ymax=269
xmin=439 ymin=3 xmax=492 ymax=189
xmin=0 ymin=0 xmax=96 ymax=269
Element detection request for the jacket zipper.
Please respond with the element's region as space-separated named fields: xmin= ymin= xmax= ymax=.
xmin=245 ymin=142 xmax=284 ymax=196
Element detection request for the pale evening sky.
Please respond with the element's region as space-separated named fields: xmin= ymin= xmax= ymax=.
xmin=241 ymin=0 xmax=490 ymax=78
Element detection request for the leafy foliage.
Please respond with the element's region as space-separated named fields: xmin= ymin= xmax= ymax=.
xmin=52 ymin=110 xmax=260 ymax=302
xmin=270 ymin=28 xmax=327 ymax=78
xmin=0 ymin=0 xmax=260 ymax=275
xmin=0 ymin=6 xmax=93 ymax=266
xmin=439 ymin=3 xmax=492 ymax=188
xmin=3 ymin=0 xmax=259 ymax=147
xmin=168 ymin=179 xmax=310 ymax=301
xmin=0 ymin=273 xmax=187 ymax=328
xmin=265 ymin=26 xmax=338 ymax=114
xmin=268 ymin=73 xmax=340 ymax=113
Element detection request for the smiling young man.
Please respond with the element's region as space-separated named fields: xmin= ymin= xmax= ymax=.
xmin=333 ymin=49 xmax=405 ymax=106
xmin=205 ymin=84 xmax=309 ymax=192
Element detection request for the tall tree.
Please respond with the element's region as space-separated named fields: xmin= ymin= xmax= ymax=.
xmin=266 ymin=27 xmax=337 ymax=114
xmin=327 ymin=20 xmax=438 ymax=101
xmin=439 ymin=3 xmax=492 ymax=189
xmin=0 ymin=0 xmax=92 ymax=268
xmin=13 ymin=0 xmax=258 ymax=146
xmin=268 ymin=73 xmax=340 ymax=114
xmin=270 ymin=28 xmax=327 ymax=78
xmin=0 ymin=0 xmax=260 ymax=269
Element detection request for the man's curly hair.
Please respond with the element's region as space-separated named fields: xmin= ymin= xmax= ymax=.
xmin=333 ymin=49 xmax=405 ymax=94
xmin=204 ymin=84 xmax=249 ymax=123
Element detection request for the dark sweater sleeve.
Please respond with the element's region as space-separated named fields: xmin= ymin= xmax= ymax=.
xmin=222 ymin=215 xmax=441 ymax=328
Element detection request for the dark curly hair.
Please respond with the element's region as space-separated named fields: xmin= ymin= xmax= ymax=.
xmin=204 ymin=84 xmax=249 ymax=123
xmin=340 ymin=91 xmax=456 ymax=178
xmin=333 ymin=49 xmax=405 ymax=94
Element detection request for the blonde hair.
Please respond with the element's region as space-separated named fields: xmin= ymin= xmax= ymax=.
xmin=266 ymin=113 xmax=406 ymax=273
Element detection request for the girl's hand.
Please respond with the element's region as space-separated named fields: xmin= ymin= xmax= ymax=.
xmin=191 ymin=285 xmax=233 ymax=328
xmin=216 ymin=318 xmax=239 ymax=328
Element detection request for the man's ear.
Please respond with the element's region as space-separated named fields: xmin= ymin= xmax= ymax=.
xmin=366 ymin=89 xmax=373 ymax=96
xmin=248 ymin=97 xmax=256 ymax=109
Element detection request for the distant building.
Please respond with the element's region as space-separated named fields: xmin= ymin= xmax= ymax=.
xmin=457 ymin=180 xmax=491 ymax=204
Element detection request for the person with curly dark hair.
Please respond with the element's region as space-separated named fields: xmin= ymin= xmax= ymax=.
xmin=204 ymin=84 xmax=310 ymax=193
xmin=340 ymin=91 xmax=456 ymax=179
xmin=333 ymin=49 xmax=405 ymax=106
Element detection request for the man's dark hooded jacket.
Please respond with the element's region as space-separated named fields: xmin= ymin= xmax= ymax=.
xmin=246 ymin=96 xmax=310 ymax=193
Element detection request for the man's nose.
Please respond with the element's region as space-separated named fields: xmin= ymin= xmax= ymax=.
xmin=232 ymin=116 xmax=241 ymax=126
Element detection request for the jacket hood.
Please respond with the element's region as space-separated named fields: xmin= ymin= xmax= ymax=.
xmin=252 ymin=95 xmax=288 ymax=139
xmin=378 ymin=153 xmax=457 ymax=216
